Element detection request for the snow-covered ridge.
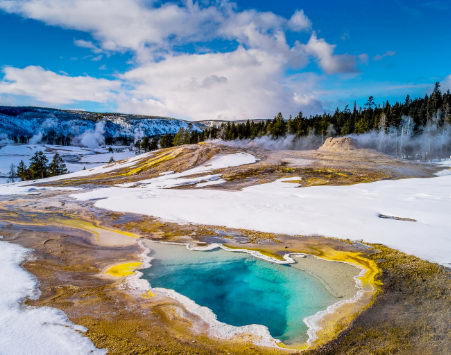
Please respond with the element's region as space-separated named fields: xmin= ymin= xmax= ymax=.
xmin=0 ymin=106 xmax=204 ymax=142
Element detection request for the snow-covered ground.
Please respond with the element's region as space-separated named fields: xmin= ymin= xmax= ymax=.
xmin=0 ymin=151 xmax=154 ymax=195
xmin=0 ymin=182 xmax=81 ymax=196
xmin=73 ymin=160 xmax=451 ymax=266
xmin=0 ymin=239 xmax=104 ymax=355
xmin=120 ymin=152 xmax=257 ymax=188
xmin=78 ymin=151 xmax=135 ymax=164
xmin=0 ymin=143 xmax=136 ymax=181
xmin=2 ymin=147 xmax=450 ymax=266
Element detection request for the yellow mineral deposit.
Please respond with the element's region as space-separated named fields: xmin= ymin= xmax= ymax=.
xmin=105 ymin=262 xmax=143 ymax=277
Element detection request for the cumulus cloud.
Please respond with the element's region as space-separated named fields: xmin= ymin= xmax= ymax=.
xmin=0 ymin=1 xmax=313 ymax=56
xmin=0 ymin=0 xmax=225 ymax=58
xmin=0 ymin=66 xmax=120 ymax=104
xmin=288 ymin=10 xmax=311 ymax=31
xmin=118 ymin=47 xmax=321 ymax=120
xmin=304 ymin=33 xmax=359 ymax=74
xmin=0 ymin=1 xmax=362 ymax=120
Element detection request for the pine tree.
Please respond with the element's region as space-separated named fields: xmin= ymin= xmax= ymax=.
xmin=159 ymin=134 xmax=174 ymax=148
xmin=48 ymin=152 xmax=68 ymax=177
xmin=29 ymin=151 xmax=49 ymax=179
xmin=269 ymin=113 xmax=287 ymax=138
xmin=141 ymin=137 xmax=150 ymax=151
xmin=134 ymin=140 xmax=141 ymax=153
xmin=365 ymin=96 xmax=376 ymax=109
xmin=16 ymin=160 xmax=29 ymax=181
xmin=173 ymin=128 xmax=191 ymax=146
xmin=149 ymin=137 xmax=159 ymax=151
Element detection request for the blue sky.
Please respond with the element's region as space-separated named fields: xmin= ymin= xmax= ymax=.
xmin=0 ymin=0 xmax=450 ymax=120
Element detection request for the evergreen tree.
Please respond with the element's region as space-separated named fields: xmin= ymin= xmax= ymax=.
xmin=48 ymin=152 xmax=68 ymax=177
xmin=173 ymin=128 xmax=191 ymax=146
xmin=28 ymin=151 xmax=49 ymax=179
xmin=134 ymin=140 xmax=141 ymax=153
xmin=149 ymin=137 xmax=159 ymax=151
xmin=364 ymin=96 xmax=376 ymax=109
xmin=269 ymin=113 xmax=287 ymax=138
xmin=159 ymin=134 xmax=174 ymax=148
xmin=16 ymin=160 xmax=29 ymax=181
xmin=141 ymin=137 xmax=150 ymax=151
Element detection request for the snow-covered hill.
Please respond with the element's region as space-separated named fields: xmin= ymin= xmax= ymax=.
xmin=0 ymin=106 xmax=204 ymax=145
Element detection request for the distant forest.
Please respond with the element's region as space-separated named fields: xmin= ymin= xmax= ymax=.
xmin=136 ymin=82 xmax=451 ymax=151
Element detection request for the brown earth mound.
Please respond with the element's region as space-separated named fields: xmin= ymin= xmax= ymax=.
xmin=318 ymin=137 xmax=358 ymax=152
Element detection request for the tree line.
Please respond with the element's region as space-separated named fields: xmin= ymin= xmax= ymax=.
xmin=9 ymin=151 xmax=69 ymax=181
xmin=135 ymin=82 xmax=450 ymax=151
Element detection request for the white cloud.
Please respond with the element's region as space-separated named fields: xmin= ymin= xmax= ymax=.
xmin=0 ymin=1 xmax=361 ymax=120
xmin=304 ymin=33 xmax=359 ymax=74
xmin=0 ymin=1 xmax=316 ymax=63
xmin=0 ymin=66 xmax=120 ymax=104
xmin=288 ymin=10 xmax=311 ymax=31
xmin=118 ymin=47 xmax=321 ymax=120
xmin=0 ymin=0 xmax=224 ymax=58
xmin=74 ymin=39 xmax=102 ymax=53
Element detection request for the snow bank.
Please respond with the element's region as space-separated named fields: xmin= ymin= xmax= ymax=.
xmin=48 ymin=151 xmax=150 ymax=180
xmin=73 ymin=174 xmax=451 ymax=266
xmin=186 ymin=152 xmax=258 ymax=173
xmin=0 ymin=239 xmax=105 ymax=354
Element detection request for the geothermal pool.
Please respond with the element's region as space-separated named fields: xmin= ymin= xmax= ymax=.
xmin=143 ymin=242 xmax=339 ymax=344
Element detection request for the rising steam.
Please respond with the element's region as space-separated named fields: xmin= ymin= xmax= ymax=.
xmin=214 ymin=116 xmax=451 ymax=161
xmin=213 ymin=134 xmax=323 ymax=151
xmin=72 ymin=121 xmax=106 ymax=148
xmin=349 ymin=118 xmax=451 ymax=160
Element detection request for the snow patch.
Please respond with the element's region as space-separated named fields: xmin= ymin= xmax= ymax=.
xmin=0 ymin=143 xmax=135 ymax=177
xmin=73 ymin=174 xmax=451 ymax=266
xmin=0 ymin=239 xmax=105 ymax=354
xmin=120 ymin=152 xmax=257 ymax=188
